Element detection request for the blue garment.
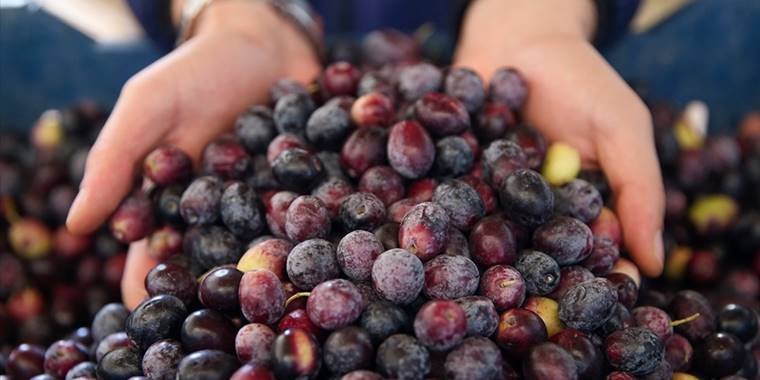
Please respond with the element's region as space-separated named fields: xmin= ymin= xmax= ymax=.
xmin=127 ymin=1 xmax=174 ymax=52
xmin=126 ymin=0 xmax=640 ymax=53
xmin=595 ymin=0 xmax=640 ymax=46
xmin=604 ymin=0 xmax=760 ymax=132
xmin=3 ymin=1 xmax=754 ymax=132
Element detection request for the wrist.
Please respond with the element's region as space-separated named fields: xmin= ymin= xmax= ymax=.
xmin=459 ymin=0 xmax=596 ymax=54
xmin=179 ymin=0 xmax=320 ymax=78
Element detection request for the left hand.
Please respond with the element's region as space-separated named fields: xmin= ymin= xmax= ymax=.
xmin=65 ymin=0 xmax=321 ymax=309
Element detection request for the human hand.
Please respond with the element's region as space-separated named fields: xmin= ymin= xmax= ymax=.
xmin=65 ymin=0 xmax=320 ymax=309
xmin=455 ymin=0 xmax=665 ymax=276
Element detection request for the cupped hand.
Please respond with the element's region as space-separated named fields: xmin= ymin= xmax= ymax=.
xmin=455 ymin=33 xmax=665 ymax=277
xmin=65 ymin=1 xmax=320 ymax=309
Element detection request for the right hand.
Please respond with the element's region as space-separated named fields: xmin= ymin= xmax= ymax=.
xmin=455 ymin=0 xmax=665 ymax=278
xmin=65 ymin=1 xmax=320 ymax=309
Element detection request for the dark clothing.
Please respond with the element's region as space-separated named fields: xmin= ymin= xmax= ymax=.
xmin=127 ymin=1 xmax=174 ymax=52
xmin=126 ymin=0 xmax=640 ymax=53
xmin=593 ymin=0 xmax=640 ymax=46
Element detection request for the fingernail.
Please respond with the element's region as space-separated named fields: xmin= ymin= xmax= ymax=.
xmin=653 ymin=229 xmax=664 ymax=265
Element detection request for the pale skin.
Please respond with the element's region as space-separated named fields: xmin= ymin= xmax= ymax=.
xmin=66 ymin=0 xmax=665 ymax=309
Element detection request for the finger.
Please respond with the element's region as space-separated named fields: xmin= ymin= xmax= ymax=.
xmin=66 ymin=80 xmax=170 ymax=235
xmin=121 ymin=240 xmax=158 ymax=310
xmin=596 ymin=104 xmax=665 ymax=277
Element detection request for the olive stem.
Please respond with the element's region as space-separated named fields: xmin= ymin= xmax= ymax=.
xmin=285 ymin=291 xmax=311 ymax=307
xmin=671 ymin=313 xmax=701 ymax=327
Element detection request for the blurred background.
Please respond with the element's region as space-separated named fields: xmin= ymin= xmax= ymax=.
xmin=0 ymin=0 xmax=759 ymax=132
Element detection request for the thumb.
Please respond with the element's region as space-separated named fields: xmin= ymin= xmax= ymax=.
xmin=595 ymin=104 xmax=665 ymax=277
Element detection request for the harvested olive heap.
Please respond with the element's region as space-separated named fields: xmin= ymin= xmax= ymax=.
xmin=3 ymin=32 xmax=760 ymax=380
xmin=0 ymin=103 xmax=127 ymax=349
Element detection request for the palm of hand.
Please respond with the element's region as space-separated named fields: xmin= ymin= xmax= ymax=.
xmin=71 ymin=32 xmax=320 ymax=309
xmin=456 ymin=36 xmax=664 ymax=278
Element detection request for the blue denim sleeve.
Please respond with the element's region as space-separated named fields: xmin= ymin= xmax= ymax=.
xmin=594 ymin=0 xmax=641 ymax=47
xmin=126 ymin=0 xmax=176 ymax=53
xmin=125 ymin=0 xmax=639 ymax=54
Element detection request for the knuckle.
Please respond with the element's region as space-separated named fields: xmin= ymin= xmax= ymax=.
xmin=120 ymin=74 xmax=148 ymax=98
xmin=120 ymin=71 xmax=160 ymax=101
xmin=631 ymin=98 xmax=653 ymax=126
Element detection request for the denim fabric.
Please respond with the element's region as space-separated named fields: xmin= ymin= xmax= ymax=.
xmin=0 ymin=1 xmax=756 ymax=131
